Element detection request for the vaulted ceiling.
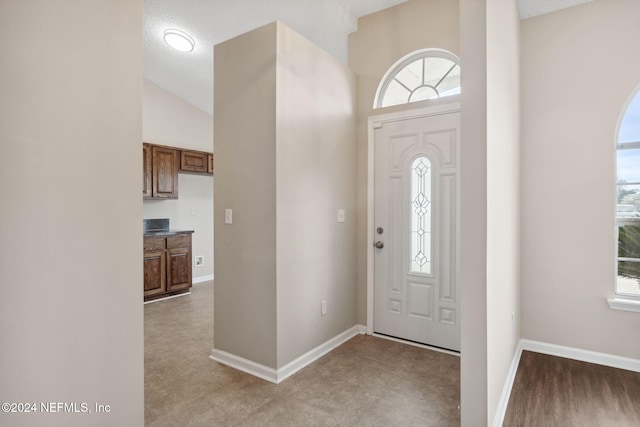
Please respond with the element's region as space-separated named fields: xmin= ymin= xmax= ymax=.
xmin=143 ymin=0 xmax=594 ymax=115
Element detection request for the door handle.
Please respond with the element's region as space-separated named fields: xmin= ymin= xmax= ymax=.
xmin=374 ymin=241 xmax=384 ymax=249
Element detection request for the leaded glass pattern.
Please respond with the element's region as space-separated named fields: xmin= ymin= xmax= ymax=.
xmin=410 ymin=156 xmax=432 ymax=274
xmin=375 ymin=50 xmax=461 ymax=109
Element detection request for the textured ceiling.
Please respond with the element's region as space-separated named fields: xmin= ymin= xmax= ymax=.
xmin=144 ymin=0 xmax=596 ymax=115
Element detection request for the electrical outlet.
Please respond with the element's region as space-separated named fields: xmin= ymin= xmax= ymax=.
xmin=194 ymin=256 xmax=204 ymax=267
xmin=321 ymin=300 xmax=327 ymax=316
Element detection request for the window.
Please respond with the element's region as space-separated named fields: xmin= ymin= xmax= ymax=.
xmin=616 ymin=90 xmax=640 ymax=298
xmin=374 ymin=49 xmax=460 ymax=109
xmin=410 ymin=156 xmax=432 ymax=274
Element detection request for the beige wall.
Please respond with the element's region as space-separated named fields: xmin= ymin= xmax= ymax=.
xmin=459 ymin=0 xmax=488 ymax=423
xmin=214 ymin=23 xmax=278 ymax=368
xmin=275 ymin=24 xmax=357 ymax=367
xmin=214 ymin=22 xmax=357 ymax=370
xmin=143 ymin=80 xmax=213 ymax=152
xmin=0 ymin=1 xmax=143 ymax=426
xmin=460 ymin=1 xmax=522 ymax=423
xmin=143 ymin=80 xmax=214 ymax=280
xmin=521 ymin=0 xmax=640 ymax=359
xmin=348 ymin=0 xmax=460 ymax=327
xmin=486 ymin=0 xmax=521 ymax=423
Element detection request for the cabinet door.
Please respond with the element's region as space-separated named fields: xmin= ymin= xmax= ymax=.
xmin=152 ymin=146 xmax=178 ymax=199
xmin=144 ymin=250 xmax=166 ymax=298
xmin=180 ymin=150 xmax=208 ymax=174
xmin=143 ymin=144 xmax=152 ymax=198
xmin=167 ymin=246 xmax=192 ymax=292
xmin=208 ymin=153 xmax=214 ymax=175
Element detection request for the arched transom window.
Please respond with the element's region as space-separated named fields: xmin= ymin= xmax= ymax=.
xmin=616 ymin=89 xmax=640 ymax=298
xmin=374 ymin=49 xmax=460 ymax=109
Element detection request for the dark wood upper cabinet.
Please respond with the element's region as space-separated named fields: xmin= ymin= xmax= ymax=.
xmin=143 ymin=144 xmax=152 ymax=197
xmin=143 ymin=143 xmax=213 ymax=199
xmin=145 ymin=145 xmax=178 ymax=199
xmin=180 ymin=150 xmax=208 ymax=174
xmin=180 ymin=149 xmax=214 ymax=175
xmin=153 ymin=146 xmax=179 ymax=198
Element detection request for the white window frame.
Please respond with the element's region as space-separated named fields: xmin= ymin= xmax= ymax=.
xmin=609 ymin=89 xmax=640 ymax=312
xmin=373 ymin=48 xmax=460 ymax=109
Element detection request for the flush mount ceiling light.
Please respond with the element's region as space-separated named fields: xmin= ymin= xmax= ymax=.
xmin=163 ymin=29 xmax=195 ymax=53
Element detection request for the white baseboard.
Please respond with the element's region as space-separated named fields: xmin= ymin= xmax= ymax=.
xmin=209 ymin=349 xmax=277 ymax=383
xmin=143 ymin=291 xmax=190 ymax=304
xmin=492 ymin=341 xmax=524 ymax=427
xmin=277 ymin=325 xmax=364 ymax=383
xmin=209 ymin=325 xmax=364 ymax=384
xmin=193 ymin=274 xmax=214 ymax=284
xmin=493 ymin=339 xmax=640 ymax=427
xmin=521 ymin=339 xmax=640 ymax=373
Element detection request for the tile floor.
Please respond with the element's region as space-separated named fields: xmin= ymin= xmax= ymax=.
xmin=144 ymin=281 xmax=461 ymax=426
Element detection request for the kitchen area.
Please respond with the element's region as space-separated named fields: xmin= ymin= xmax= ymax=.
xmin=142 ymin=80 xmax=214 ymax=303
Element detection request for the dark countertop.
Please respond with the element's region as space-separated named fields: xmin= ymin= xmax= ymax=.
xmin=144 ymin=229 xmax=194 ymax=237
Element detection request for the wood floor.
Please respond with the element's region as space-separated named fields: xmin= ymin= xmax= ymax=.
xmin=503 ymin=350 xmax=640 ymax=426
xmin=144 ymin=281 xmax=460 ymax=426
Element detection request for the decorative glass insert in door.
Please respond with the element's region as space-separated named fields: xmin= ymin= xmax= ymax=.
xmin=410 ymin=156 xmax=432 ymax=274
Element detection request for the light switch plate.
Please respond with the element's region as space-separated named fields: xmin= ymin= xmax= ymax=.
xmin=337 ymin=209 xmax=345 ymax=223
xmin=225 ymin=209 xmax=232 ymax=224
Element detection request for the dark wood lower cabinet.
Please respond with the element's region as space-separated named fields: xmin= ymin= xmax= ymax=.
xmin=144 ymin=233 xmax=192 ymax=301
xmin=144 ymin=250 xmax=166 ymax=298
xmin=167 ymin=235 xmax=192 ymax=293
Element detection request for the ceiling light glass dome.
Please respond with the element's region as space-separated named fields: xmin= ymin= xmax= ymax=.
xmin=163 ymin=29 xmax=195 ymax=53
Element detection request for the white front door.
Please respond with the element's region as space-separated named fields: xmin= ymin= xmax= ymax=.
xmin=373 ymin=112 xmax=460 ymax=351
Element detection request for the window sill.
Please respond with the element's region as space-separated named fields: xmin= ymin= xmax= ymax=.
xmin=607 ymin=297 xmax=640 ymax=313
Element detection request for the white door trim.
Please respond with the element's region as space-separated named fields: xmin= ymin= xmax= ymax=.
xmin=366 ymin=101 xmax=461 ymax=335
